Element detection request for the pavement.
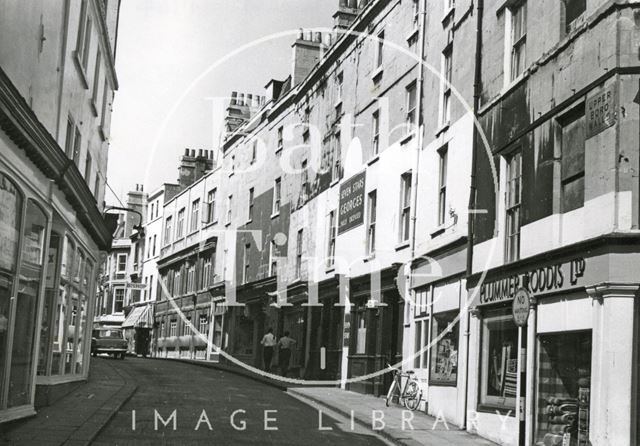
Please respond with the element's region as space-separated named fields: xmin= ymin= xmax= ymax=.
xmin=0 ymin=357 xmax=137 ymax=446
xmin=1 ymin=356 xmax=497 ymax=446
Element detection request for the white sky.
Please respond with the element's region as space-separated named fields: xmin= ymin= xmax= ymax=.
xmin=106 ymin=0 xmax=335 ymax=205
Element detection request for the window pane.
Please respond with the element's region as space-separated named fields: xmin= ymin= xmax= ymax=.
xmin=480 ymin=312 xmax=518 ymax=409
xmin=430 ymin=311 xmax=458 ymax=384
xmin=8 ymin=200 xmax=47 ymax=407
xmin=535 ymin=331 xmax=591 ymax=445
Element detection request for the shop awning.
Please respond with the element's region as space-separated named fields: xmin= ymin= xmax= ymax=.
xmin=122 ymin=305 xmax=153 ymax=328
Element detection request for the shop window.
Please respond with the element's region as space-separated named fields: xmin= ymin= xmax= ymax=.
xmin=535 ymin=331 xmax=591 ymax=446
xmin=479 ymin=310 xmax=518 ymax=411
xmin=559 ymin=105 xmax=585 ymax=213
xmin=413 ymin=319 xmax=424 ymax=369
xmin=430 ymin=311 xmax=458 ymax=385
xmin=8 ymin=200 xmax=48 ymax=407
xmin=355 ymin=310 xmax=367 ymax=354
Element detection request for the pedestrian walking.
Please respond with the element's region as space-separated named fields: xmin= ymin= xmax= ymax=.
xmin=260 ymin=327 xmax=276 ymax=372
xmin=277 ymin=331 xmax=296 ymax=377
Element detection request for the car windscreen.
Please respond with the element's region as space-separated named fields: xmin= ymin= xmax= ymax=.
xmin=97 ymin=330 xmax=124 ymax=339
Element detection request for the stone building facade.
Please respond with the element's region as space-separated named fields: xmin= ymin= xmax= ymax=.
xmin=0 ymin=0 xmax=120 ymax=423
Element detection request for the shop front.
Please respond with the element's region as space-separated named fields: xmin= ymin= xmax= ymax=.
xmin=346 ymin=266 xmax=403 ymax=396
xmin=0 ymin=167 xmax=104 ymax=422
xmin=467 ymin=240 xmax=639 ymax=446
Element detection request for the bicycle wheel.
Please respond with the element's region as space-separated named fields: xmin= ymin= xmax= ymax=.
xmin=385 ymin=379 xmax=397 ymax=407
xmin=403 ymin=380 xmax=422 ymax=411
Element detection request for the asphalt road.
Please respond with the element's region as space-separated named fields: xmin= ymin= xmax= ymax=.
xmin=93 ymin=358 xmax=387 ymax=446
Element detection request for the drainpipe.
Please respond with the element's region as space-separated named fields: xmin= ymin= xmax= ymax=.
xmin=409 ymin=0 xmax=428 ymax=262
xmin=463 ymin=0 xmax=483 ymax=430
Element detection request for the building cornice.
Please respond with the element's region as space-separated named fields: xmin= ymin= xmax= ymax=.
xmin=0 ymin=67 xmax=112 ymax=250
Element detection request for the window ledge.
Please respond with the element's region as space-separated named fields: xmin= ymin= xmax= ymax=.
xmin=245 ymin=219 xmax=253 ymax=225
xmin=363 ymin=253 xmax=376 ymax=263
xmin=406 ymin=27 xmax=419 ymax=43
xmin=330 ymin=178 xmax=340 ymax=187
xmin=334 ymin=98 xmax=343 ymax=109
xmin=435 ymin=122 xmax=450 ymax=137
xmin=275 ymin=147 xmax=283 ymax=156
xmin=442 ymin=6 xmax=455 ymax=25
xmin=400 ymin=131 xmax=415 ymax=146
xmin=270 ymin=212 xmax=280 ymax=220
xmin=395 ymin=241 xmax=410 ymax=251
xmin=90 ymin=99 xmax=98 ymax=117
xmin=325 ymin=266 xmax=336 ymax=274
xmin=72 ymin=51 xmax=89 ymax=89
xmin=228 ymin=171 xmax=235 ymax=178
xmin=203 ymin=219 xmax=218 ymax=228
xmin=224 ymin=222 xmax=231 ymax=227
xmin=98 ymin=125 xmax=107 ymax=142
xmin=371 ymin=65 xmax=384 ymax=83
xmin=430 ymin=225 xmax=446 ymax=239
xmin=367 ymin=154 xmax=380 ymax=166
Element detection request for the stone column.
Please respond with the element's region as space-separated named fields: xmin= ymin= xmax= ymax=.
xmin=586 ymin=283 xmax=639 ymax=446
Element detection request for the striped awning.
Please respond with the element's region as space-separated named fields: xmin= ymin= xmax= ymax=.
xmin=122 ymin=305 xmax=153 ymax=328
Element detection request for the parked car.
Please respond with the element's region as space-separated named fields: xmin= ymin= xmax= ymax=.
xmin=91 ymin=328 xmax=127 ymax=359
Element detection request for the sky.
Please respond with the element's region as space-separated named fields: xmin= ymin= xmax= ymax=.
xmin=106 ymin=0 xmax=335 ymax=205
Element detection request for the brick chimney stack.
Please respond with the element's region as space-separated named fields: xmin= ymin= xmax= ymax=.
xmin=222 ymin=91 xmax=265 ymax=140
xmin=178 ymin=148 xmax=215 ymax=189
xmin=125 ymin=184 xmax=147 ymax=236
xmin=291 ymin=29 xmax=329 ymax=87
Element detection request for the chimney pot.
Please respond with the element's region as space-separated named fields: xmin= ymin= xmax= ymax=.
xmin=199 ymin=149 xmax=203 ymax=157
xmin=184 ymin=148 xmax=189 ymax=156
xmin=238 ymin=93 xmax=245 ymax=106
xmin=315 ymin=31 xmax=322 ymax=43
xmin=297 ymin=28 xmax=304 ymax=40
xmin=191 ymin=149 xmax=196 ymax=157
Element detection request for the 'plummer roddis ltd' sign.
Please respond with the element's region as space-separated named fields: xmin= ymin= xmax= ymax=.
xmin=478 ymin=258 xmax=586 ymax=305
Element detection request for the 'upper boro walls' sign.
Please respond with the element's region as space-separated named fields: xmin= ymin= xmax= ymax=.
xmin=586 ymin=83 xmax=616 ymax=138
xmin=478 ymin=258 xmax=586 ymax=305
xmin=338 ymin=171 xmax=366 ymax=234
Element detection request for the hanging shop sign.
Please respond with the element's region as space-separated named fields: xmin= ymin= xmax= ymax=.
xmin=478 ymin=257 xmax=586 ymax=306
xmin=586 ymin=83 xmax=616 ymax=138
xmin=512 ymin=288 xmax=533 ymax=327
xmin=338 ymin=171 xmax=366 ymax=235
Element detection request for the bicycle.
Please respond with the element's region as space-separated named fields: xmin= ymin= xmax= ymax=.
xmin=385 ymin=363 xmax=422 ymax=411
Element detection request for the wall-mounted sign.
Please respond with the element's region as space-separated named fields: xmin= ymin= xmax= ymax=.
xmin=512 ymin=288 xmax=532 ymax=327
xmin=478 ymin=257 xmax=586 ymax=306
xmin=126 ymin=282 xmax=147 ymax=290
xmin=338 ymin=171 xmax=366 ymax=235
xmin=586 ymin=84 xmax=616 ymax=138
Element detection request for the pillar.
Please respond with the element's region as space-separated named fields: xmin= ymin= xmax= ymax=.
xmin=586 ymin=283 xmax=639 ymax=446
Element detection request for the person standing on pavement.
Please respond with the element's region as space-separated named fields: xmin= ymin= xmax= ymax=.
xmin=277 ymin=331 xmax=296 ymax=377
xmin=260 ymin=327 xmax=276 ymax=372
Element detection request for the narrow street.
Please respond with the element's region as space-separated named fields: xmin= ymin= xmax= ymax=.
xmin=92 ymin=358 xmax=387 ymax=445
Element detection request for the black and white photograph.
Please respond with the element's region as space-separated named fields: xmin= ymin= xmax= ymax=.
xmin=0 ymin=0 xmax=635 ymax=445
